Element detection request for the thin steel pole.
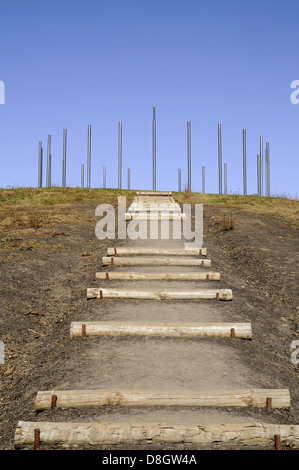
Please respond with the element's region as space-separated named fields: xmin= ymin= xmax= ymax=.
xmin=152 ymin=106 xmax=156 ymax=191
xmin=224 ymin=163 xmax=227 ymax=194
xmin=128 ymin=168 xmax=130 ymax=190
xmin=218 ymin=124 xmax=222 ymax=195
xmin=266 ymin=142 xmax=270 ymax=197
xmin=202 ymin=166 xmax=205 ymax=194
xmin=38 ymin=141 xmax=43 ymax=188
xmin=118 ymin=121 xmax=122 ymax=189
xmin=243 ymin=129 xmax=247 ymax=195
xmin=260 ymin=136 xmax=263 ymax=196
xmin=187 ymin=121 xmax=191 ymax=191
xmin=47 ymin=135 xmax=51 ymax=188
xmin=257 ymin=154 xmax=260 ymax=196
xmin=178 ymin=168 xmax=181 ymax=192
xmin=87 ymin=124 xmax=91 ymax=188
xmin=63 ymin=129 xmax=67 ymax=187
xmin=81 ymin=164 xmax=84 ymax=188
xmin=103 ymin=166 xmax=106 ymax=189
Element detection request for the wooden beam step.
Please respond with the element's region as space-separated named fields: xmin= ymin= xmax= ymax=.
xmin=35 ymin=388 xmax=291 ymax=411
xmin=87 ymin=288 xmax=232 ymax=300
xmin=96 ymin=272 xmax=220 ymax=281
xmin=70 ymin=321 xmax=249 ymax=338
xmin=125 ymin=213 xmax=185 ymax=220
xmin=14 ymin=421 xmax=299 ymax=449
xmin=107 ymin=247 xmax=207 ymax=256
xmin=102 ymin=256 xmax=211 ymax=267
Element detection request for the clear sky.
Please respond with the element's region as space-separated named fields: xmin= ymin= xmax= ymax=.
xmin=0 ymin=0 xmax=298 ymax=198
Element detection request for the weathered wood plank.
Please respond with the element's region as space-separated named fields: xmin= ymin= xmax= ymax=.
xmin=70 ymin=321 xmax=249 ymax=338
xmin=87 ymin=288 xmax=232 ymax=300
xmin=35 ymin=388 xmax=291 ymax=411
xmin=96 ymin=272 xmax=220 ymax=281
xmin=14 ymin=421 xmax=299 ymax=449
xmin=102 ymin=256 xmax=211 ymax=267
xmin=107 ymin=247 xmax=207 ymax=256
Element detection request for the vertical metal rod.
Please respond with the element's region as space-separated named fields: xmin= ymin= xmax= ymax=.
xmin=224 ymin=163 xmax=227 ymax=194
xmin=118 ymin=121 xmax=122 ymax=189
xmin=38 ymin=141 xmax=43 ymax=188
xmin=260 ymin=136 xmax=263 ymax=196
xmin=202 ymin=166 xmax=205 ymax=194
xmin=178 ymin=168 xmax=181 ymax=192
xmin=187 ymin=121 xmax=191 ymax=191
xmin=218 ymin=124 xmax=222 ymax=195
xmin=152 ymin=106 xmax=156 ymax=191
xmin=128 ymin=168 xmax=130 ymax=190
xmin=47 ymin=135 xmax=51 ymax=188
xmin=87 ymin=124 xmax=91 ymax=188
xmin=63 ymin=129 xmax=67 ymax=187
xmin=266 ymin=142 xmax=270 ymax=197
xmin=257 ymin=154 xmax=260 ymax=196
xmin=103 ymin=166 xmax=106 ymax=189
xmin=81 ymin=164 xmax=84 ymax=188
xmin=243 ymin=129 xmax=247 ymax=195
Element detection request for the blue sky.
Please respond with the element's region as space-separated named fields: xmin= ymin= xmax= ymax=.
xmin=0 ymin=0 xmax=298 ymax=197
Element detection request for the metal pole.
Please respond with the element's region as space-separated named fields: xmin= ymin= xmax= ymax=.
xmin=103 ymin=166 xmax=106 ymax=189
xmin=152 ymin=106 xmax=156 ymax=191
xmin=218 ymin=124 xmax=222 ymax=195
xmin=81 ymin=164 xmax=84 ymax=188
xmin=224 ymin=163 xmax=227 ymax=194
xmin=202 ymin=166 xmax=205 ymax=194
xmin=47 ymin=135 xmax=51 ymax=188
xmin=243 ymin=129 xmax=247 ymax=195
xmin=63 ymin=128 xmax=67 ymax=187
xmin=257 ymin=154 xmax=260 ymax=196
xmin=260 ymin=136 xmax=263 ymax=196
xmin=87 ymin=124 xmax=91 ymax=188
xmin=118 ymin=121 xmax=122 ymax=189
xmin=187 ymin=121 xmax=191 ymax=191
xmin=266 ymin=142 xmax=270 ymax=197
xmin=178 ymin=168 xmax=181 ymax=192
xmin=38 ymin=141 xmax=43 ymax=188
xmin=128 ymin=168 xmax=130 ymax=190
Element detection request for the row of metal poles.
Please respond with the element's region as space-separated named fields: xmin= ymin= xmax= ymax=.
xmin=38 ymin=107 xmax=270 ymax=196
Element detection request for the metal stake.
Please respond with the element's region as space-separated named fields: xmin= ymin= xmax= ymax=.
xmin=47 ymin=135 xmax=51 ymax=188
xmin=152 ymin=106 xmax=156 ymax=191
xmin=224 ymin=163 xmax=227 ymax=194
xmin=257 ymin=154 xmax=260 ymax=196
xmin=38 ymin=141 xmax=43 ymax=188
xmin=218 ymin=124 xmax=222 ymax=194
xmin=118 ymin=121 xmax=122 ymax=189
xmin=187 ymin=121 xmax=191 ymax=191
xmin=62 ymin=129 xmax=67 ymax=187
xmin=243 ymin=129 xmax=247 ymax=195
xmin=260 ymin=136 xmax=263 ymax=196
xmin=266 ymin=142 xmax=270 ymax=197
xmin=87 ymin=124 xmax=91 ymax=188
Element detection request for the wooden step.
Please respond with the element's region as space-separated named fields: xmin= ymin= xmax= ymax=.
xmin=96 ymin=271 xmax=220 ymax=281
xmin=35 ymin=388 xmax=291 ymax=411
xmin=14 ymin=421 xmax=299 ymax=449
xmin=87 ymin=288 xmax=232 ymax=300
xmin=107 ymin=247 xmax=207 ymax=256
xmin=102 ymin=256 xmax=211 ymax=267
xmin=70 ymin=321 xmax=248 ymax=338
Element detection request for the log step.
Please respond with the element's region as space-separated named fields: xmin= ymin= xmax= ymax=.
xmin=96 ymin=272 xmax=220 ymax=281
xmin=70 ymin=321 xmax=249 ymax=338
xmin=87 ymin=288 xmax=232 ymax=300
xmin=107 ymin=247 xmax=207 ymax=256
xmin=102 ymin=256 xmax=211 ymax=267
xmin=35 ymin=388 xmax=291 ymax=411
xmin=14 ymin=421 xmax=299 ymax=449
xmin=125 ymin=213 xmax=186 ymax=220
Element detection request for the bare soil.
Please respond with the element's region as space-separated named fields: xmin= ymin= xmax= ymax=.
xmin=0 ymin=200 xmax=298 ymax=451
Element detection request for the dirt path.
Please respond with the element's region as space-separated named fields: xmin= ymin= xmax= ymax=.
xmin=0 ymin=196 xmax=298 ymax=450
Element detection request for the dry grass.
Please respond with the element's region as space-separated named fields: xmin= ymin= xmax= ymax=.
xmin=221 ymin=210 xmax=235 ymax=231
